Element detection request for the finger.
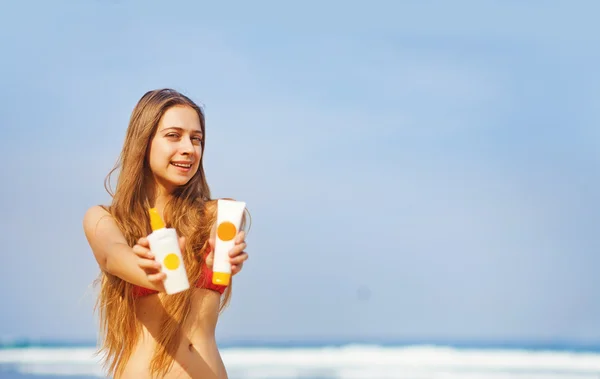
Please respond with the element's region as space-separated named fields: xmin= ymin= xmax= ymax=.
xmin=235 ymin=231 xmax=246 ymax=244
xmin=230 ymin=252 xmax=248 ymax=265
xmin=208 ymin=222 xmax=217 ymax=249
xmin=147 ymin=272 xmax=166 ymax=283
xmin=229 ymin=243 xmax=247 ymax=257
xmin=231 ymin=262 xmax=243 ymax=275
xmin=138 ymin=257 xmax=161 ymax=272
xmin=133 ymin=244 xmax=153 ymax=259
xmin=205 ymin=251 xmax=214 ymax=267
xmin=178 ymin=236 xmax=186 ymax=252
xmin=137 ymin=237 xmax=150 ymax=248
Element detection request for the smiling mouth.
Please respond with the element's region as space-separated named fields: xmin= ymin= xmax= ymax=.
xmin=171 ymin=162 xmax=192 ymax=168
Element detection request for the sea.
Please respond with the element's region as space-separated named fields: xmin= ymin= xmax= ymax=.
xmin=1 ymin=339 xmax=600 ymax=379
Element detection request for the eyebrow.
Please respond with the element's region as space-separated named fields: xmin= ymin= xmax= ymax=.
xmin=161 ymin=126 xmax=203 ymax=135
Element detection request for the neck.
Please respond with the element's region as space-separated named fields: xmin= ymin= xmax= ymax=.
xmin=146 ymin=180 xmax=173 ymax=219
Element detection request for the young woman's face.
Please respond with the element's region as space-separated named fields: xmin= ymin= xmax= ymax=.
xmin=148 ymin=105 xmax=203 ymax=193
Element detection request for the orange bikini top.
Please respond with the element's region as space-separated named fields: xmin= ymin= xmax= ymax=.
xmin=132 ymin=260 xmax=227 ymax=297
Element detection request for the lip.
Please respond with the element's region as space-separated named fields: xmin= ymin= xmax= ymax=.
xmin=171 ymin=161 xmax=194 ymax=165
xmin=171 ymin=161 xmax=194 ymax=172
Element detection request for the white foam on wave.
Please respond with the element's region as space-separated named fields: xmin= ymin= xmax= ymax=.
xmin=0 ymin=347 xmax=104 ymax=377
xmin=1 ymin=344 xmax=600 ymax=378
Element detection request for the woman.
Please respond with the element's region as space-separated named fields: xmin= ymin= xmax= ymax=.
xmin=83 ymin=88 xmax=249 ymax=379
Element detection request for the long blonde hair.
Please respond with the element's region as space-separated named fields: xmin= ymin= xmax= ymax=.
xmin=94 ymin=88 xmax=231 ymax=378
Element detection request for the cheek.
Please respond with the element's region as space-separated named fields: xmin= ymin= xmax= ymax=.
xmin=148 ymin=141 xmax=172 ymax=169
xmin=194 ymin=146 xmax=203 ymax=161
xmin=148 ymin=153 xmax=160 ymax=172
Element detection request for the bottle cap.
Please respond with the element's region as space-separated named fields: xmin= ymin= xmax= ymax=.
xmin=212 ymin=272 xmax=231 ymax=286
xmin=149 ymin=208 xmax=165 ymax=231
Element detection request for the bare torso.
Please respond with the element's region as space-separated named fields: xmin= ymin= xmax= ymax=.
xmin=116 ymin=288 xmax=227 ymax=379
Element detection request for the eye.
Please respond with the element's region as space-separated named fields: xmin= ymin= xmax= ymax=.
xmin=166 ymin=133 xmax=180 ymax=139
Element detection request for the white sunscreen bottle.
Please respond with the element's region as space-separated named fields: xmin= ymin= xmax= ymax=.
xmin=212 ymin=199 xmax=247 ymax=286
xmin=147 ymin=208 xmax=190 ymax=294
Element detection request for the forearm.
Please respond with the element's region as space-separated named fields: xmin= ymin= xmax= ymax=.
xmin=104 ymin=243 xmax=163 ymax=291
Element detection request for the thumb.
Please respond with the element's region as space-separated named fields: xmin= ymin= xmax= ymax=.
xmin=209 ymin=223 xmax=216 ymax=249
xmin=205 ymin=251 xmax=214 ymax=268
xmin=179 ymin=236 xmax=186 ymax=252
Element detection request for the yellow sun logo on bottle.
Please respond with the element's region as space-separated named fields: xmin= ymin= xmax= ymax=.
xmin=163 ymin=253 xmax=180 ymax=270
xmin=217 ymin=221 xmax=237 ymax=242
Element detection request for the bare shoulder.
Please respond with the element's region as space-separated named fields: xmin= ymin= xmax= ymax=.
xmin=83 ymin=205 xmax=128 ymax=268
xmin=83 ymin=205 xmax=111 ymax=235
xmin=83 ymin=205 xmax=127 ymax=246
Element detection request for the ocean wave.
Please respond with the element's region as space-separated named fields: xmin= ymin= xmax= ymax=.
xmin=1 ymin=344 xmax=600 ymax=378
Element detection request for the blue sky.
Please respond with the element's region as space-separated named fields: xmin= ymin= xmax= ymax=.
xmin=1 ymin=0 xmax=599 ymax=344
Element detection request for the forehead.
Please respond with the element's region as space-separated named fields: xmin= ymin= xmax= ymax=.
xmin=158 ymin=105 xmax=202 ymax=132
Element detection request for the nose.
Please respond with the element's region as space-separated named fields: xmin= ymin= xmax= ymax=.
xmin=179 ymin=137 xmax=194 ymax=155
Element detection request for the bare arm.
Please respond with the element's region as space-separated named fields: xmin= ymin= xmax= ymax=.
xmin=83 ymin=205 xmax=164 ymax=291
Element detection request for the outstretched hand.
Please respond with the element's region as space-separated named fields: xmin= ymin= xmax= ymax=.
xmin=205 ymin=228 xmax=248 ymax=276
xmin=132 ymin=235 xmax=186 ymax=290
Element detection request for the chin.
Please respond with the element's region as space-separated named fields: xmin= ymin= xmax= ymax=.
xmin=159 ymin=170 xmax=197 ymax=190
xmin=173 ymin=176 xmax=195 ymax=187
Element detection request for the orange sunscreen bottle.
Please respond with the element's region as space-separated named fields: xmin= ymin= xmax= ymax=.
xmin=212 ymin=199 xmax=247 ymax=286
xmin=147 ymin=208 xmax=190 ymax=294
